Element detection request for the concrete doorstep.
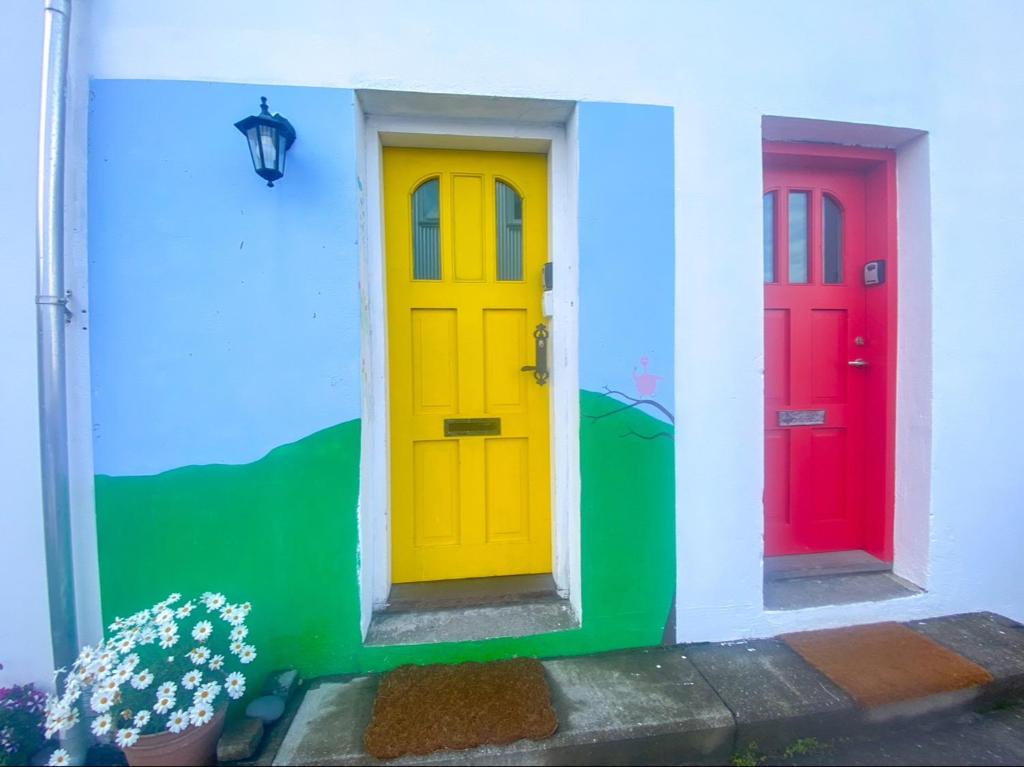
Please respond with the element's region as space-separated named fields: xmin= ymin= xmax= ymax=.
xmin=267 ymin=613 xmax=1024 ymax=766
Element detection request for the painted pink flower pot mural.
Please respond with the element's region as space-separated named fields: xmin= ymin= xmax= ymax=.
xmin=583 ymin=356 xmax=674 ymax=441
xmin=633 ymin=356 xmax=663 ymax=398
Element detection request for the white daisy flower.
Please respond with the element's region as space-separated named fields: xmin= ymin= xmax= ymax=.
xmin=165 ymin=592 xmax=182 ymax=605
xmin=133 ymin=710 xmax=151 ymax=728
xmin=153 ymin=608 xmax=176 ymax=626
xmin=90 ymin=689 xmax=114 ymax=714
xmin=154 ymin=694 xmax=176 ymax=715
xmin=166 ymin=709 xmax=189 ymax=734
xmin=77 ymin=646 xmax=97 ymax=666
xmin=182 ymin=670 xmax=203 ymax=690
xmin=225 ymin=672 xmax=246 ymax=700
xmin=175 ymin=601 xmax=195 ymax=619
xmin=229 ymin=625 xmax=248 ymax=642
xmin=115 ymin=727 xmax=140 ymax=748
xmin=131 ymin=669 xmax=154 ymax=690
xmin=101 ymin=677 xmax=120 ymax=693
xmin=120 ymin=653 xmax=141 ymax=672
xmin=114 ymin=666 xmax=133 ymax=686
xmin=128 ymin=609 xmax=149 ymax=626
xmin=191 ymin=621 xmax=214 ymax=643
xmin=114 ymin=635 xmax=136 ymax=654
xmin=239 ymin=645 xmax=257 ymax=664
xmin=193 ymin=682 xmax=220 ymax=706
xmin=48 ymin=748 xmax=71 ymax=766
xmin=108 ymin=617 xmax=126 ymax=632
xmin=159 ymin=631 xmax=179 ymax=650
xmin=188 ymin=646 xmax=211 ymax=666
xmin=158 ymin=681 xmax=177 ymax=698
xmin=138 ymin=627 xmax=157 ymax=645
xmin=208 ymin=655 xmax=225 ymax=671
xmin=189 ymin=704 xmax=214 ymax=727
xmin=219 ymin=604 xmax=245 ymax=625
xmin=90 ymin=713 xmax=113 ymax=737
xmin=59 ymin=682 xmax=81 ymax=706
xmin=202 ymin=593 xmax=226 ymax=611
xmin=240 ymin=602 xmax=252 ymax=616
xmin=229 ymin=640 xmax=245 ymax=656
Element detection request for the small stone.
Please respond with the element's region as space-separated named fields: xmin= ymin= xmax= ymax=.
xmin=262 ymin=668 xmax=300 ymax=699
xmin=246 ymin=695 xmax=286 ymax=724
xmin=217 ymin=716 xmax=264 ymax=763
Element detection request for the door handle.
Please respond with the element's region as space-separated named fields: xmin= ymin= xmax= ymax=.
xmin=521 ymin=323 xmax=549 ymax=386
xmin=848 ymin=358 xmax=869 ymax=367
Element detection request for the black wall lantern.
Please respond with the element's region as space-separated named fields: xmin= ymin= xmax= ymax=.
xmin=234 ymin=97 xmax=296 ymax=187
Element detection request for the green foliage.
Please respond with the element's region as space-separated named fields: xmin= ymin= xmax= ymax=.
xmin=0 ymin=683 xmax=49 ymax=765
xmin=731 ymin=741 xmax=765 ymax=767
xmin=783 ymin=737 xmax=824 ymax=758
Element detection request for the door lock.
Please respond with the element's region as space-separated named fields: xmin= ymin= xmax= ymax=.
xmin=521 ymin=323 xmax=549 ymax=386
xmin=848 ymin=358 xmax=869 ymax=368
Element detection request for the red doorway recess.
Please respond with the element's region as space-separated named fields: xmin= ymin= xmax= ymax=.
xmin=763 ymin=142 xmax=897 ymax=561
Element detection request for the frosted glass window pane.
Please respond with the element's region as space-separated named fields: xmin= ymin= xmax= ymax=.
xmin=764 ymin=192 xmax=776 ymax=283
xmin=788 ymin=191 xmax=809 ymax=284
xmin=412 ymin=179 xmax=441 ymax=280
xmin=496 ymin=181 xmax=523 ymax=281
xmin=823 ymin=195 xmax=843 ymax=284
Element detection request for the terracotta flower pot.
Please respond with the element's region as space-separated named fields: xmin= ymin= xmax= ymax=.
xmin=122 ymin=707 xmax=226 ymax=767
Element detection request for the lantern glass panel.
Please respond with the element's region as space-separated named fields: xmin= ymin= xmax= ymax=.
xmin=277 ymin=131 xmax=289 ymax=175
xmin=259 ymin=125 xmax=278 ymax=172
xmin=245 ymin=127 xmax=262 ymax=172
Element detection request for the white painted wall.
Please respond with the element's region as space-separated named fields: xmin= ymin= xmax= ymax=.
xmin=0 ymin=2 xmax=54 ymax=688
xmin=6 ymin=0 xmax=1019 ymax=654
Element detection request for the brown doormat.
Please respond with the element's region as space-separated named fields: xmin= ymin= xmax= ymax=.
xmin=781 ymin=622 xmax=994 ymax=708
xmin=363 ymin=658 xmax=559 ymax=760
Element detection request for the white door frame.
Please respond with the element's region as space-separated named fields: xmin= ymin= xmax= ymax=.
xmin=357 ymin=104 xmax=582 ymax=637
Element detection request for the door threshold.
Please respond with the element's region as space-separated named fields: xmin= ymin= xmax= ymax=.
xmin=366 ymin=574 xmax=579 ymax=647
xmin=383 ymin=573 xmax=561 ymax=613
xmin=764 ymin=550 xmax=891 ymax=582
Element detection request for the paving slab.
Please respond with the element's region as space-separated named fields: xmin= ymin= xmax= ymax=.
xmin=273 ymin=648 xmax=733 ymax=766
xmin=908 ymin=612 xmax=1024 ymax=702
xmin=686 ymin=638 xmax=857 ymax=749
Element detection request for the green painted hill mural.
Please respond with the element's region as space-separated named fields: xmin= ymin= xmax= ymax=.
xmin=95 ymin=390 xmax=674 ymax=685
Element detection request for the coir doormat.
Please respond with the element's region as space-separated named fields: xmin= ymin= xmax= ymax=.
xmin=363 ymin=658 xmax=559 ymax=760
xmin=781 ymin=622 xmax=993 ymax=708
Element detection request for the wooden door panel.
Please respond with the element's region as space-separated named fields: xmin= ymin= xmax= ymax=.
xmin=483 ymin=309 xmax=528 ymax=412
xmin=810 ymin=309 xmax=848 ymax=403
xmin=411 ymin=309 xmax=459 ymax=414
xmin=412 ymin=440 xmax=461 ymax=547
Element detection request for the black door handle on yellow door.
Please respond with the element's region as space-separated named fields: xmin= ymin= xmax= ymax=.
xmin=521 ymin=323 xmax=549 ymax=386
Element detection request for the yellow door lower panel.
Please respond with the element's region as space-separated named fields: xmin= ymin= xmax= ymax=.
xmin=384 ymin=147 xmax=551 ymax=584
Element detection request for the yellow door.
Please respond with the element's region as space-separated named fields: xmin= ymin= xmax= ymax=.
xmin=384 ymin=147 xmax=552 ymax=584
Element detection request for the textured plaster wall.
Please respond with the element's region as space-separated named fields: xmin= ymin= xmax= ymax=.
xmin=77 ymin=0 xmax=1024 ymax=639
xmin=5 ymin=0 xmax=1023 ymax=677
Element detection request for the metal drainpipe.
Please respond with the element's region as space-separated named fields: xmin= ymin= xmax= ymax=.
xmin=37 ymin=0 xmax=79 ymax=680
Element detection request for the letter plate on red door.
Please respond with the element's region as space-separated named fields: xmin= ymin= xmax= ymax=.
xmin=778 ymin=409 xmax=826 ymax=427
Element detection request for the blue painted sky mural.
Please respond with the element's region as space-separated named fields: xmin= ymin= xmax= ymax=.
xmin=88 ymin=84 xmax=673 ymax=476
xmin=88 ymin=80 xmax=362 ymax=476
xmin=577 ymin=102 xmax=675 ymax=422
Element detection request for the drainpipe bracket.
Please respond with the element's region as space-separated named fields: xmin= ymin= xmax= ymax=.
xmin=36 ymin=291 xmax=73 ymax=323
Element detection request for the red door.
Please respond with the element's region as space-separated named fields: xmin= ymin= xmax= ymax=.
xmin=764 ymin=162 xmax=870 ymax=556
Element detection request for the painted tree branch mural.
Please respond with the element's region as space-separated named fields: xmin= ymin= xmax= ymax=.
xmin=583 ymin=357 xmax=675 ymax=441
